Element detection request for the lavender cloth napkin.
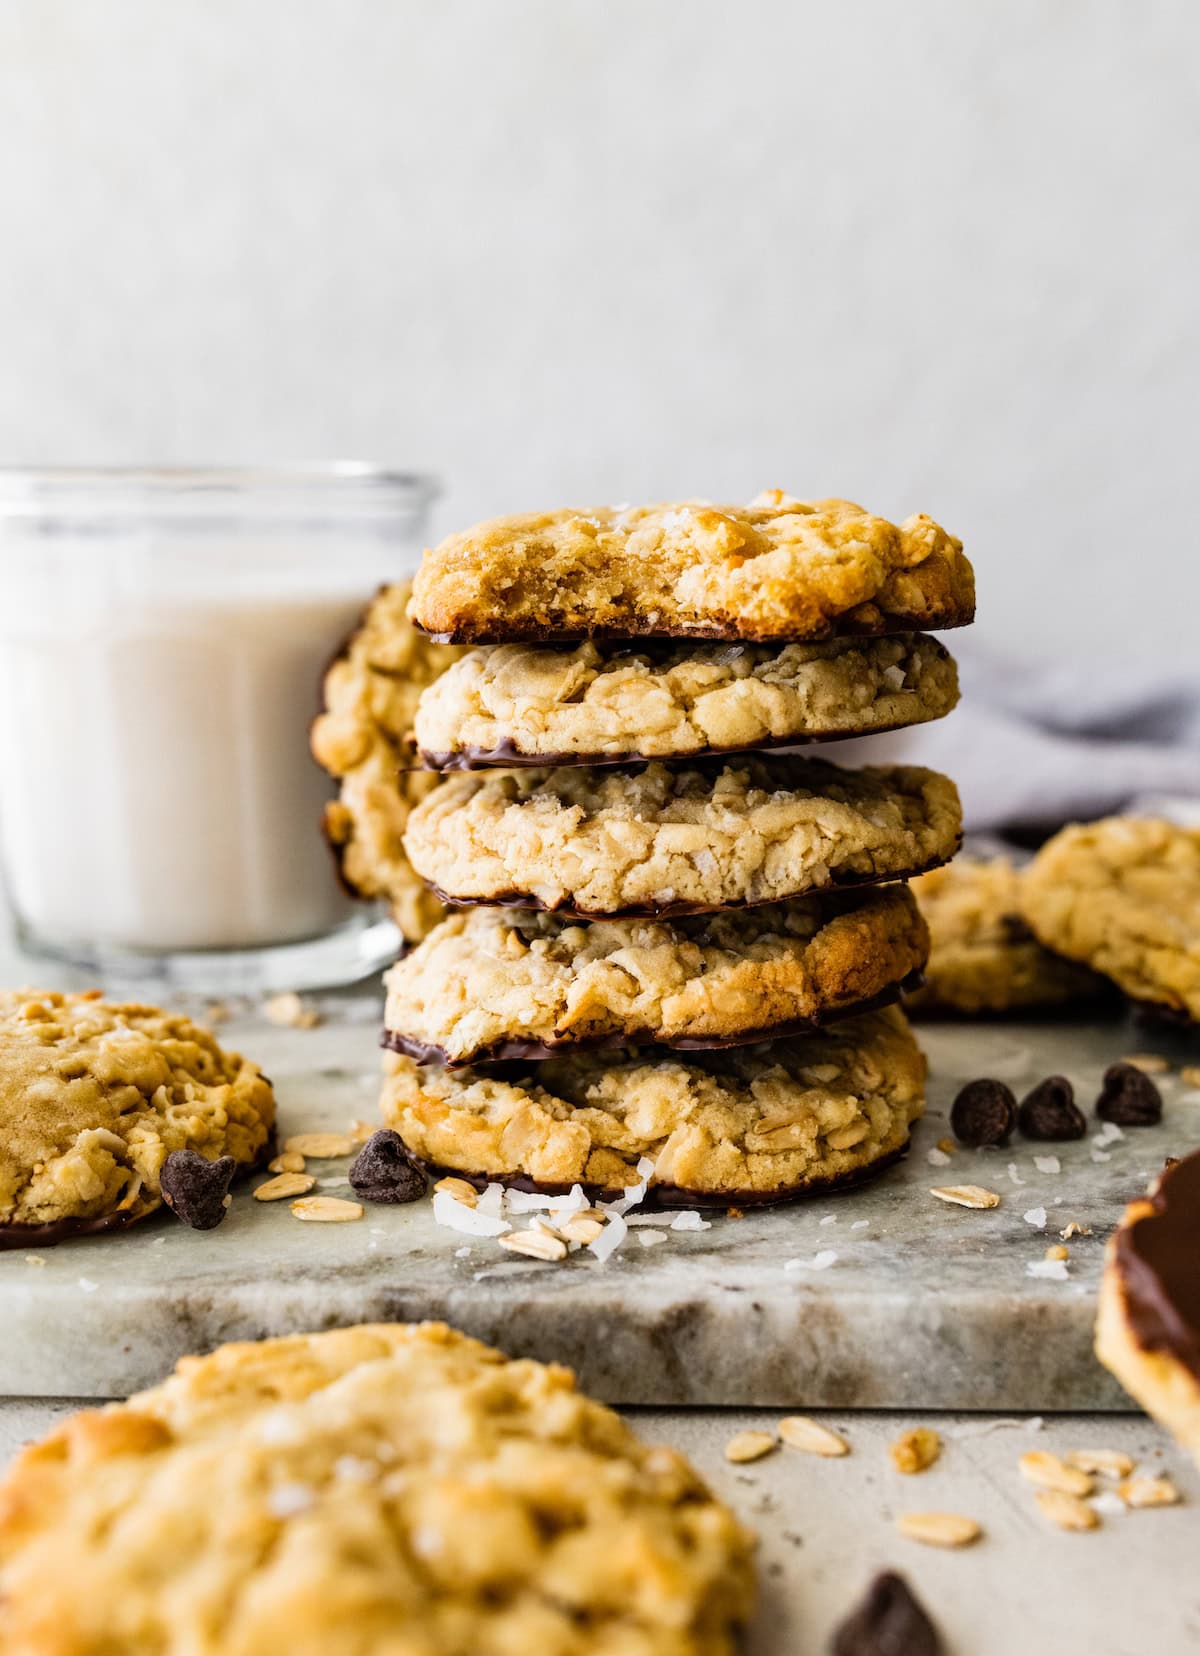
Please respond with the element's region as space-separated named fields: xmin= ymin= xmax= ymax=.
xmin=835 ymin=643 xmax=1200 ymax=834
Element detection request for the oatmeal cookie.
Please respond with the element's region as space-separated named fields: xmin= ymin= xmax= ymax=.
xmin=1020 ymin=818 xmax=1200 ymax=1022
xmin=1097 ymin=1149 xmax=1200 ymax=1470
xmin=906 ymin=856 xmax=1109 ymax=1016
xmin=0 ymin=989 xmax=274 ymax=1246
xmin=414 ymin=633 xmax=960 ymax=768
xmin=382 ymin=887 xmax=929 ymax=1066
xmin=381 ymin=1006 xmax=925 ymax=1204
xmin=310 ymin=581 xmax=461 ymax=941
xmin=410 ymin=492 xmax=975 ymax=644
xmin=0 ymin=1322 xmax=755 ymax=1655
xmin=403 ymin=758 xmax=961 ymax=918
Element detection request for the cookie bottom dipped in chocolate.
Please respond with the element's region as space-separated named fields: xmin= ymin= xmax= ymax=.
xmin=409 ymin=1145 xmax=910 ymax=1210
xmin=381 ymin=886 xmax=930 ymax=1068
xmin=381 ymin=1006 xmax=925 ymax=1206
xmin=1096 ymin=1148 xmax=1200 ymax=1468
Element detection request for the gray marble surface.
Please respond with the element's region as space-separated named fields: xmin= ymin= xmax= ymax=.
xmin=4 ymin=986 xmax=1198 ymax=1406
xmin=0 ymin=1396 xmax=1195 ymax=1655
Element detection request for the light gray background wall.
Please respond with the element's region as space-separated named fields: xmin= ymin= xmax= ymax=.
xmin=0 ymin=0 xmax=1196 ymax=662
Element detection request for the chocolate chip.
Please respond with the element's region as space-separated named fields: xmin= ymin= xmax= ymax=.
xmin=833 ymin=1570 xmax=942 ymax=1656
xmin=1017 ymin=1076 xmax=1087 ymax=1141
xmin=950 ymin=1078 xmax=1017 ymax=1146
xmin=159 ymin=1150 xmax=237 ymax=1230
xmin=1096 ymin=1063 xmax=1163 ymax=1126
xmin=349 ymin=1130 xmax=427 ymax=1204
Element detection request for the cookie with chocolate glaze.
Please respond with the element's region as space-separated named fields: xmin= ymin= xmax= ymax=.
xmin=0 ymin=1322 xmax=756 ymax=1654
xmin=410 ymin=493 xmax=975 ymax=644
xmin=383 ymin=887 xmax=929 ymax=1067
xmin=906 ymin=856 xmax=1110 ymax=1017
xmin=403 ymin=757 xmax=961 ymax=919
xmin=0 ymin=989 xmax=274 ymax=1247
xmin=380 ymin=1006 xmax=925 ymax=1206
xmin=1096 ymin=1149 xmax=1200 ymax=1469
xmin=414 ymin=634 xmax=959 ymax=769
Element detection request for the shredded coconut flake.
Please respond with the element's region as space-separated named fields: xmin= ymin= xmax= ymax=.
xmin=588 ymin=1210 xmax=628 ymax=1263
xmin=1023 ymin=1206 xmax=1048 ymax=1229
xmin=851 ymin=1219 xmax=871 ymax=1230
xmin=475 ymin=1182 xmax=505 ymax=1218
xmin=784 ymin=1249 xmax=838 ymax=1272
xmin=670 ymin=1210 xmax=712 ymax=1232
xmin=1026 ymin=1258 xmax=1070 ymax=1280
xmin=1033 ymin=1155 xmax=1061 ymax=1174
xmin=1007 ymin=1163 xmax=1026 ymax=1186
xmin=927 ymin=1147 xmax=952 ymax=1167
xmin=637 ymin=1230 xmax=668 ymax=1247
xmin=1091 ymin=1149 xmax=1112 ymax=1164
xmin=432 ymin=1190 xmax=510 ymax=1237
xmin=819 ymin=1214 xmax=838 ymax=1226
xmin=1094 ymin=1122 xmax=1125 ymax=1146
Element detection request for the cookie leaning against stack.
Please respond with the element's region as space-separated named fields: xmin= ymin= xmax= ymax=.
xmin=374 ymin=494 xmax=971 ymax=1209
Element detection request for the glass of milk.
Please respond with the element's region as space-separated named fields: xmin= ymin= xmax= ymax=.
xmin=0 ymin=465 xmax=437 ymax=993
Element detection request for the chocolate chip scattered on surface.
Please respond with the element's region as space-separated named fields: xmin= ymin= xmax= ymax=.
xmin=1096 ymin=1062 xmax=1163 ymax=1126
xmin=159 ymin=1151 xmax=238 ymax=1231
xmin=1018 ymin=1075 xmax=1087 ymax=1141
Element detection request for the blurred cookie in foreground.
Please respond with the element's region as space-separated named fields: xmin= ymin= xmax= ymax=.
xmin=0 ymin=989 xmax=274 ymax=1247
xmin=1096 ymin=1149 xmax=1200 ymax=1470
xmin=1021 ymin=818 xmax=1200 ymax=1024
xmin=0 ymin=1322 xmax=756 ymax=1655
xmin=414 ymin=633 xmax=960 ymax=769
xmin=310 ymin=580 xmax=461 ymax=942
xmin=410 ymin=493 xmax=975 ymax=644
xmin=381 ymin=1007 xmax=926 ymax=1207
xmin=906 ymin=856 xmax=1110 ymax=1017
xmin=382 ymin=887 xmax=930 ymax=1066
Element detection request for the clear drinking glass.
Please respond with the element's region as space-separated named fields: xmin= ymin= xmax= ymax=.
xmin=0 ymin=465 xmax=437 ymax=993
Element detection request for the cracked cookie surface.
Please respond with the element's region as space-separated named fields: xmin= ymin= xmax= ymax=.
xmin=403 ymin=758 xmax=961 ymax=918
xmin=0 ymin=989 xmax=274 ymax=1241
xmin=383 ymin=887 xmax=929 ymax=1065
xmin=1020 ymin=818 xmax=1200 ymax=1021
xmin=410 ymin=492 xmax=974 ymax=644
xmin=415 ymin=633 xmax=959 ymax=768
xmin=906 ymin=856 xmax=1108 ymax=1016
xmin=0 ymin=1321 xmax=755 ymax=1655
xmin=310 ymin=581 xmax=461 ymax=941
xmin=381 ymin=1007 xmax=925 ymax=1203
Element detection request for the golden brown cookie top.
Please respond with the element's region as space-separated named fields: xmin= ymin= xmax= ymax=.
xmin=908 ymin=856 xmax=1107 ymax=1016
xmin=410 ymin=493 xmax=975 ymax=644
xmin=310 ymin=580 xmax=461 ymax=940
xmin=1021 ymin=818 xmax=1200 ymax=1021
xmin=0 ymin=989 xmax=274 ymax=1234
xmin=0 ymin=1322 xmax=755 ymax=1655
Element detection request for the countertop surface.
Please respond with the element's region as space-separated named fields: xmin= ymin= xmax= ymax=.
xmin=2 ymin=933 xmax=1198 ymax=1651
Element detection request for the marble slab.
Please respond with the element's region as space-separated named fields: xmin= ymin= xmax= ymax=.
xmin=4 ymin=992 xmax=1198 ymax=1405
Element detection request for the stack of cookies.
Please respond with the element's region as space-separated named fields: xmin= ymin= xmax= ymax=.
xmin=376 ymin=493 xmax=975 ymax=1209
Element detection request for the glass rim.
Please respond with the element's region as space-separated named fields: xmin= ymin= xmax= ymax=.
xmin=0 ymin=462 xmax=440 ymax=515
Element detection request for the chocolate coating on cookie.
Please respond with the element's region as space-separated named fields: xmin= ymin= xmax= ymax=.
xmin=382 ymin=971 xmax=922 ymax=1068
xmin=1114 ymin=1151 xmax=1200 ymax=1382
xmin=408 ymin=1144 xmax=910 ymax=1210
xmin=418 ymin=716 xmax=932 ymax=773
xmin=424 ymin=847 xmax=959 ymax=923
